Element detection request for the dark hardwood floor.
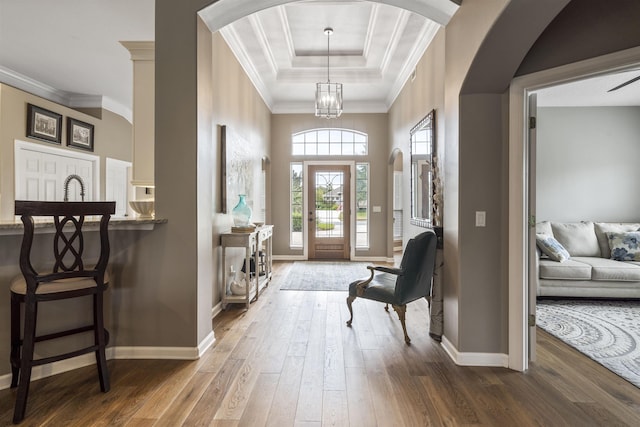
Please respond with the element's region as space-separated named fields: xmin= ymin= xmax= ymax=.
xmin=2 ymin=261 xmax=640 ymax=426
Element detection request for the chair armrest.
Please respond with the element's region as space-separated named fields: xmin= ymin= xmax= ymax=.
xmin=368 ymin=265 xmax=404 ymax=276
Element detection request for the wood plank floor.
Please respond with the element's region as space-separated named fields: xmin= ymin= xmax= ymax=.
xmin=2 ymin=261 xmax=640 ymax=426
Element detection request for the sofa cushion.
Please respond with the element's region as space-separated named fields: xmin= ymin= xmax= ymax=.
xmin=606 ymin=231 xmax=640 ymax=261
xmin=536 ymin=234 xmax=570 ymax=262
xmin=571 ymin=256 xmax=640 ymax=281
xmin=536 ymin=221 xmax=553 ymax=237
xmin=550 ymin=222 xmax=600 ymax=257
xmin=594 ymin=223 xmax=640 ymax=258
xmin=538 ymin=258 xmax=592 ymax=280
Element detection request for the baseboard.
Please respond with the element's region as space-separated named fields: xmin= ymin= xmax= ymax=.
xmin=212 ymin=301 xmax=223 ymax=319
xmin=272 ymin=255 xmax=306 ymax=261
xmin=197 ymin=331 xmax=216 ymax=358
xmin=0 ymin=350 xmax=115 ymax=391
xmin=441 ymin=335 xmax=509 ymax=367
xmin=112 ymin=345 xmax=202 ymax=360
xmin=351 ymin=256 xmax=394 ymax=263
xmin=0 ymin=340 xmax=216 ymax=391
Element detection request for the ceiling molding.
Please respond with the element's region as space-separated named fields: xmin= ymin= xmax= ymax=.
xmin=199 ymin=0 xmax=459 ymax=32
xmin=120 ymin=41 xmax=155 ymax=61
xmin=0 ymin=65 xmax=133 ymax=122
xmin=272 ymin=99 xmax=389 ymax=114
xmin=277 ymin=6 xmax=296 ymax=64
xmin=380 ymin=10 xmax=411 ymax=75
xmin=248 ymin=15 xmax=279 ymax=76
xmin=361 ymin=3 xmax=379 ymax=60
xmin=385 ymin=20 xmax=439 ymax=107
xmin=219 ymin=26 xmax=275 ymax=110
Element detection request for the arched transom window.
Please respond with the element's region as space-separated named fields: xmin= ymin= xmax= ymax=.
xmin=292 ymin=128 xmax=368 ymax=156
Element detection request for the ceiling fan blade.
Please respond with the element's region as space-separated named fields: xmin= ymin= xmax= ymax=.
xmin=607 ymin=74 xmax=640 ymax=92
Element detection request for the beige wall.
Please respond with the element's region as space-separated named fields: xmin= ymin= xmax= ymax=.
xmin=208 ymin=29 xmax=271 ymax=305
xmin=0 ymin=84 xmax=132 ymax=219
xmin=388 ymin=28 xmax=445 ymax=246
xmin=270 ymin=113 xmax=389 ymax=258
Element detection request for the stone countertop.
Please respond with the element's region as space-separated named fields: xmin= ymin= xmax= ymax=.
xmin=0 ymin=217 xmax=167 ymax=235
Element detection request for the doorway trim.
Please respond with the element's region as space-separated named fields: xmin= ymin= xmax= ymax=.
xmin=508 ymin=46 xmax=640 ymax=371
xmin=303 ymin=160 xmax=355 ymax=260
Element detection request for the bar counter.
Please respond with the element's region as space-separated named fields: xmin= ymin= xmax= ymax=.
xmin=0 ymin=217 xmax=167 ymax=235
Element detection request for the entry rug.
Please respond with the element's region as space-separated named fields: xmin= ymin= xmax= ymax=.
xmin=537 ymin=299 xmax=640 ymax=388
xmin=280 ymin=261 xmax=370 ymax=291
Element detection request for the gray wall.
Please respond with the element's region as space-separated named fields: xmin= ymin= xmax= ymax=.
xmin=537 ymin=106 xmax=640 ymax=222
xmin=270 ymin=113 xmax=389 ymax=259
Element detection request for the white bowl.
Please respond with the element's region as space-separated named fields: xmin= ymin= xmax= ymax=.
xmin=129 ymin=200 xmax=155 ymax=218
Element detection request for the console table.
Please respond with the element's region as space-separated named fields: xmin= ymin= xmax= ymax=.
xmin=220 ymin=225 xmax=273 ymax=309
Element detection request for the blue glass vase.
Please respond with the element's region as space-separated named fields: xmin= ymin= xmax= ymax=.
xmin=232 ymin=194 xmax=252 ymax=226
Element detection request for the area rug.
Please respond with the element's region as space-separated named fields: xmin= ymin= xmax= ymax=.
xmin=280 ymin=261 xmax=370 ymax=291
xmin=536 ymin=299 xmax=640 ymax=388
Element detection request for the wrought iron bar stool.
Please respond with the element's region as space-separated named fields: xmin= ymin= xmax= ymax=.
xmin=10 ymin=200 xmax=115 ymax=424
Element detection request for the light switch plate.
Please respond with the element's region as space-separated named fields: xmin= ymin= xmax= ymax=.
xmin=373 ymin=206 xmax=382 ymax=213
xmin=475 ymin=211 xmax=486 ymax=227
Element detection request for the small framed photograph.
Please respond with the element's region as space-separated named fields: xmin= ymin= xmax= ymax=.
xmin=26 ymin=103 xmax=62 ymax=144
xmin=67 ymin=118 xmax=94 ymax=151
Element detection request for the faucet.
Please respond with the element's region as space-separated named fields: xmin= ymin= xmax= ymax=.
xmin=63 ymin=174 xmax=86 ymax=202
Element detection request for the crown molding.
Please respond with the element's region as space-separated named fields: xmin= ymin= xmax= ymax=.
xmin=219 ymin=25 xmax=275 ymax=110
xmin=0 ymin=66 xmax=133 ymax=123
xmin=120 ymin=41 xmax=155 ymax=61
xmin=272 ymin=99 xmax=389 ymax=114
xmin=386 ymin=20 xmax=440 ymax=107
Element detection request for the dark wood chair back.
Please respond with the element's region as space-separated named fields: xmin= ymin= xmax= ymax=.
xmin=15 ymin=201 xmax=115 ymax=294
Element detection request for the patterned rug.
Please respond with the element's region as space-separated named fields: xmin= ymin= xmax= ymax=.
xmin=537 ymin=299 xmax=640 ymax=387
xmin=280 ymin=261 xmax=370 ymax=291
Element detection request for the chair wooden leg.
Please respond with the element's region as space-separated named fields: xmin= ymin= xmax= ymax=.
xmin=346 ymin=295 xmax=356 ymax=326
xmin=10 ymin=293 xmax=21 ymax=388
xmin=94 ymin=293 xmax=110 ymax=393
xmin=13 ymin=299 xmax=37 ymax=424
xmin=392 ymin=304 xmax=411 ymax=344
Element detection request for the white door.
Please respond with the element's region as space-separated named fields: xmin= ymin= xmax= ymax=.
xmin=527 ymin=93 xmax=538 ymax=362
xmin=106 ymin=158 xmax=133 ymax=217
xmin=15 ymin=141 xmax=98 ymax=202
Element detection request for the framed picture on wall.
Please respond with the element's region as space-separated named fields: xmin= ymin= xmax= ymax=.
xmin=26 ymin=103 xmax=62 ymax=144
xmin=67 ymin=118 xmax=94 ymax=151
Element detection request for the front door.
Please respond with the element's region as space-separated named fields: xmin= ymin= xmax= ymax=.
xmin=308 ymin=165 xmax=350 ymax=260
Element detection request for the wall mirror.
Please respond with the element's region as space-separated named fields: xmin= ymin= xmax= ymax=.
xmin=410 ymin=109 xmax=438 ymax=228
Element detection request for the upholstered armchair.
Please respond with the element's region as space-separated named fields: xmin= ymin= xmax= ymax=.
xmin=346 ymin=230 xmax=438 ymax=344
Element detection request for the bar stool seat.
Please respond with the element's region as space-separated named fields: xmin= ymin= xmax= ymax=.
xmin=10 ymin=200 xmax=115 ymax=424
xmin=10 ymin=271 xmax=110 ymax=295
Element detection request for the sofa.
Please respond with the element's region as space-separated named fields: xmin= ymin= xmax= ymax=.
xmin=536 ymin=221 xmax=640 ymax=298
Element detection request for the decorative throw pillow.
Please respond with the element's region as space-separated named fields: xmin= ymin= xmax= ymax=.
xmin=536 ymin=234 xmax=570 ymax=262
xmin=607 ymin=231 xmax=640 ymax=261
xmin=550 ymin=221 xmax=600 ymax=257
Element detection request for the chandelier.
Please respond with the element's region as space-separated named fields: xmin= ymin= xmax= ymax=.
xmin=315 ymin=27 xmax=343 ymax=118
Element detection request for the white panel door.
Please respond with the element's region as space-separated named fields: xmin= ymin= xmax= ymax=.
xmin=106 ymin=158 xmax=132 ymax=217
xmin=15 ymin=140 xmax=99 ymax=202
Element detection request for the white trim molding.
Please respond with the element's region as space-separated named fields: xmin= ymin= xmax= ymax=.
xmin=272 ymin=255 xmax=306 ymax=261
xmin=441 ymin=336 xmax=509 ymax=368
xmin=0 ymin=66 xmax=132 ymax=123
xmin=0 ymin=334 xmax=217 ymax=391
xmin=508 ymin=46 xmax=640 ymax=372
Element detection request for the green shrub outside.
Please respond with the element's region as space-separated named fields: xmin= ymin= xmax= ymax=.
xmin=292 ymin=212 xmax=303 ymax=232
xmin=317 ymin=221 xmax=335 ymax=231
